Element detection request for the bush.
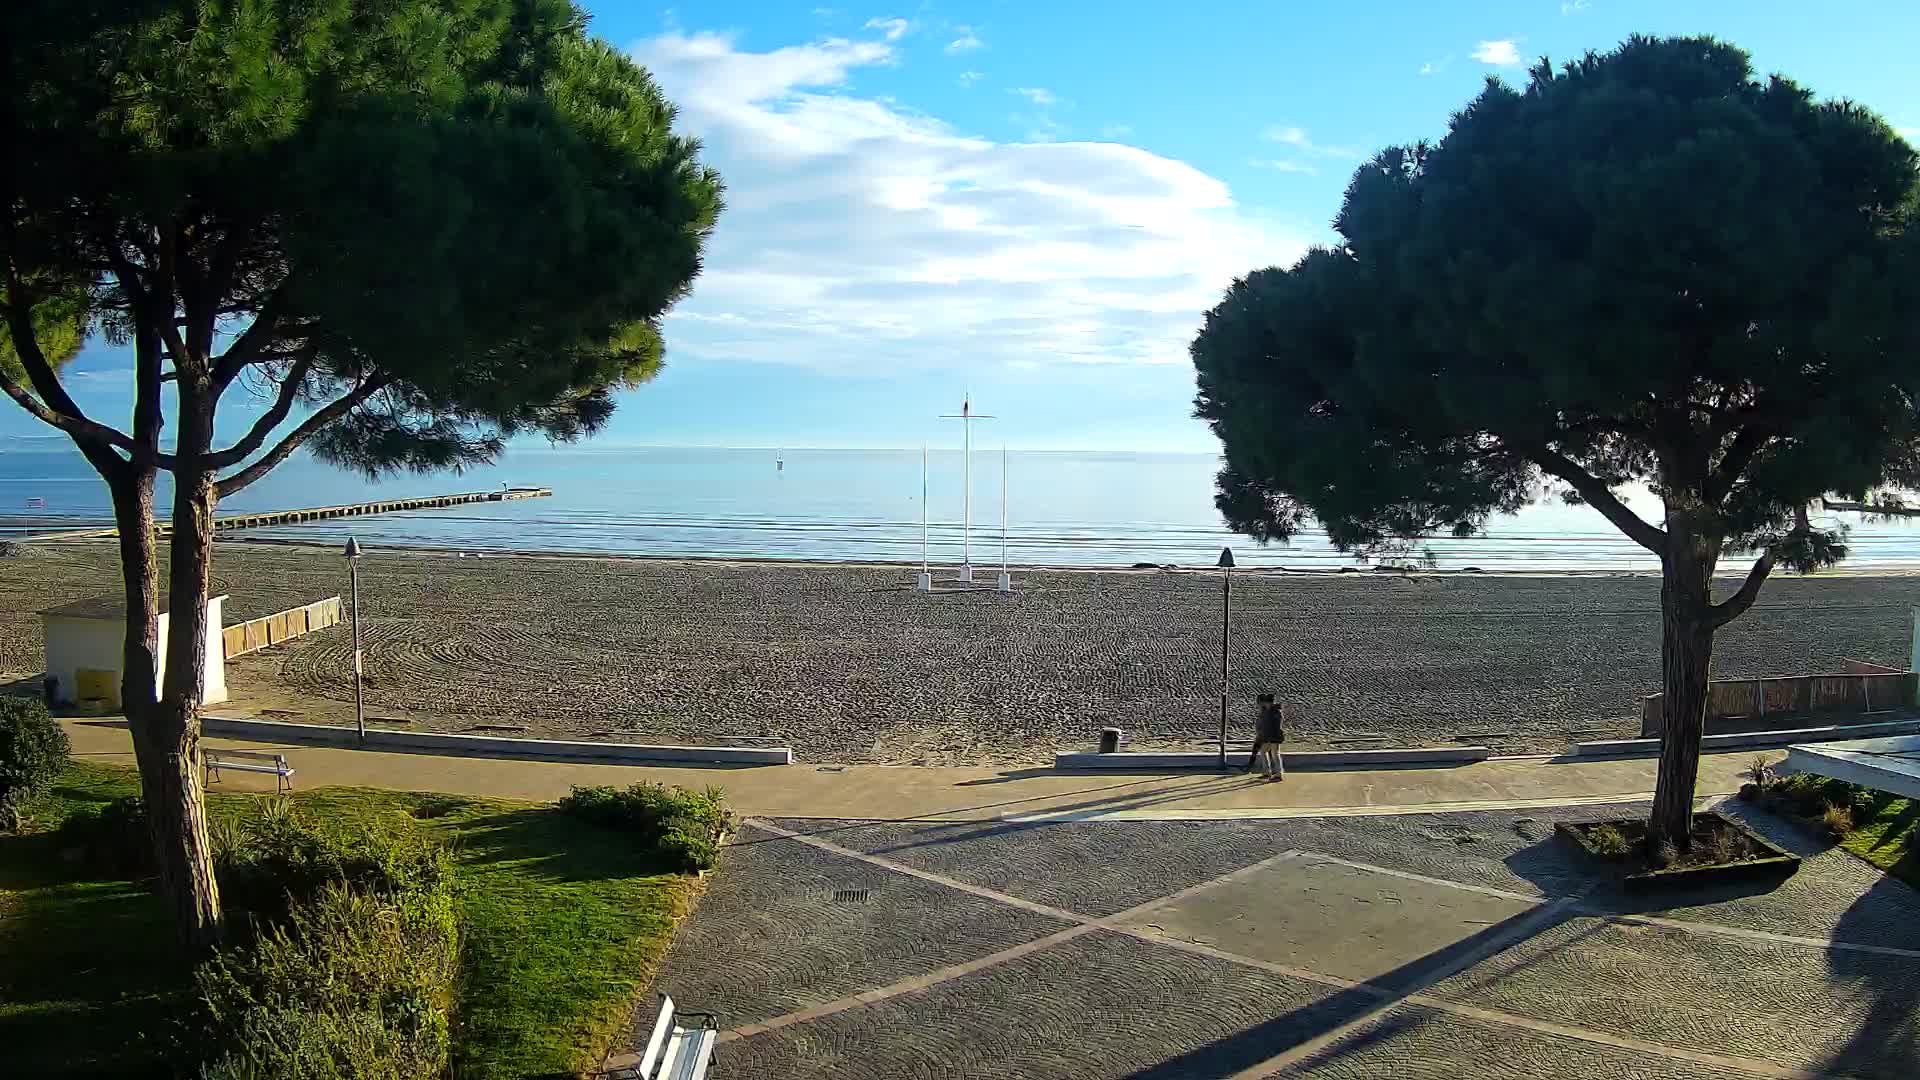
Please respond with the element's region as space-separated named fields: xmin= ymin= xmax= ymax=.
xmin=0 ymin=539 xmax=19 ymax=558
xmin=56 ymin=794 xmax=152 ymax=874
xmin=0 ymin=696 xmax=69 ymax=830
xmin=557 ymin=782 xmax=733 ymax=872
xmin=1820 ymin=802 xmax=1856 ymax=840
xmin=216 ymin=800 xmax=452 ymax=927
xmin=190 ymin=814 xmax=458 ymax=1080
xmin=194 ymin=883 xmax=457 ymax=1080
xmin=1584 ymin=823 xmax=1632 ymax=858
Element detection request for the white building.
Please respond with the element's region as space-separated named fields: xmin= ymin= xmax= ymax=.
xmin=40 ymin=595 xmax=229 ymax=708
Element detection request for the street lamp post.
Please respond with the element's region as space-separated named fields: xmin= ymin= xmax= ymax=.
xmin=344 ymin=536 xmax=365 ymax=745
xmin=1217 ymin=546 xmax=1235 ymax=769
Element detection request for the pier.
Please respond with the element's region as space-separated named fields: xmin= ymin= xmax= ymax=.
xmin=203 ymin=487 xmax=552 ymax=533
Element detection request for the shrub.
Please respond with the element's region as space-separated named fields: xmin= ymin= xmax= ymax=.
xmin=557 ymin=782 xmax=733 ymax=872
xmin=193 ymin=883 xmax=457 ymax=1080
xmin=0 ymin=540 xmax=19 ymax=558
xmin=1745 ymin=754 xmax=1777 ymax=791
xmin=216 ymin=802 xmax=452 ymax=927
xmin=1820 ymin=802 xmax=1856 ymax=840
xmin=1583 ymin=823 xmax=1633 ymax=859
xmin=190 ymin=817 xmax=458 ymax=1079
xmin=0 ymin=696 xmax=69 ymax=830
xmin=56 ymin=794 xmax=152 ymax=874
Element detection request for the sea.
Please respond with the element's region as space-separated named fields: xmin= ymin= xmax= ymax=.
xmin=6 ymin=438 xmax=1920 ymax=572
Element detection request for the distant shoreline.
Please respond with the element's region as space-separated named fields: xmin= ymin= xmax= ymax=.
xmin=14 ymin=526 xmax=1920 ymax=579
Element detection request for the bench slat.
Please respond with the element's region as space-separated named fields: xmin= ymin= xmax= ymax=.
xmin=668 ymin=1029 xmax=716 ymax=1080
xmin=638 ymin=995 xmax=676 ymax=1077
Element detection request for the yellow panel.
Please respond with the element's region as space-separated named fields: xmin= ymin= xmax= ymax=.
xmin=76 ymin=668 xmax=120 ymax=709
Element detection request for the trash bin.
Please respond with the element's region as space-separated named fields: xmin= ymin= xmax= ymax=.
xmin=1098 ymin=727 xmax=1122 ymax=754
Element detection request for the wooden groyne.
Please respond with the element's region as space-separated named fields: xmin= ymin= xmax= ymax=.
xmin=1823 ymin=497 xmax=1920 ymax=517
xmin=206 ymin=487 xmax=552 ymax=532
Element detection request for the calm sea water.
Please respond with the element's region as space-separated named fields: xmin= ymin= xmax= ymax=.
xmin=6 ymin=439 xmax=1920 ymax=570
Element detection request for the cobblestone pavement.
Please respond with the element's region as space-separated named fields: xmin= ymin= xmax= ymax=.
xmin=622 ymin=802 xmax=1920 ymax=1079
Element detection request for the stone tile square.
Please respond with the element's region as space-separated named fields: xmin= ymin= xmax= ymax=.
xmin=711 ymin=930 xmax=1370 ymax=1080
xmin=1283 ymin=1004 xmax=1753 ymax=1079
xmin=1113 ymin=854 xmax=1542 ymax=992
xmin=641 ymin=826 xmax=1073 ymax=1032
xmin=1425 ymin=915 xmax=1920 ymax=1078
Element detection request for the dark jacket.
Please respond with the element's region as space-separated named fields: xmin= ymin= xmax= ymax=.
xmin=1256 ymin=704 xmax=1285 ymax=743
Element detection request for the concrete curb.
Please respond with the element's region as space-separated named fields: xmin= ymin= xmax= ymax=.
xmin=1573 ymin=718 xmax=1920 ymax=758
xmin=1052 ymin=746 xmax=1491 ymax=771
xmin=200 ymin=715 xmax=792 ymax=766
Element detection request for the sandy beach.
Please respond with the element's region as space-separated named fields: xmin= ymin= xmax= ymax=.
xmin=5 ymin=540 xmax=1920 ymax=764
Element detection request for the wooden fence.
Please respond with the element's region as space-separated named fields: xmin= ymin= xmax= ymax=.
xmin=222 ymin=596 xmax=342 ymax=661
xmin=1639 ymin=667 xmax=1916 ymax=736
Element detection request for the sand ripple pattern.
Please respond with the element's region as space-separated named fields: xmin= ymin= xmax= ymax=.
xmin=10 ymin=545 xmax=1920 ymax=762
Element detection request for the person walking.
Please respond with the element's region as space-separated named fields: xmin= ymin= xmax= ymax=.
xmin=1247 ymin=693 xmax=1287 ymax=780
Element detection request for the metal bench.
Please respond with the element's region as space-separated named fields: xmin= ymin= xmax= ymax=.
xmin=635 ymin=995 xmax=717 ymax=1080
xmin=203 ymin=749 xmax=295 ymax=794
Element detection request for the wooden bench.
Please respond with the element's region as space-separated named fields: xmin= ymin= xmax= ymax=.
xmin=203 ymin=749 xmax=295 ymax=794
xmin=634 ymin=995 xmax=717 ymax=1080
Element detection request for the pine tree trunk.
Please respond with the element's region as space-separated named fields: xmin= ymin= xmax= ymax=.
xmin=1649 ymin=540 xmax=1717 ymax=852
xmin=147 ymin=386 xmax=225 ymax=949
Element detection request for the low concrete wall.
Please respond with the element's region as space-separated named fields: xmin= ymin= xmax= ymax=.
xmin=200 ymin=715 xmax=791 ymax=765
xmin=1639 ymin=670 xmax=1915 ymax=737
xmin=1576 ymin=717 xmax=1920 ymax=758
xmin=1053 ymin=746 xmax=1490 ymax=771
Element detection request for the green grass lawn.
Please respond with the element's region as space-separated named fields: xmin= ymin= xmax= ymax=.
xmin=1841 ymin=793 xmax=1920 ymax=890
xmin=0 ymin=761 xmax=702 ymax=1079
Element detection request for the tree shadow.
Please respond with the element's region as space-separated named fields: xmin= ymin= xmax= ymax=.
xmin=0 ymin=832 xmax=183 ymax=1077
xmin=1821 ymin=877 xmax=1920 ymax=1078
xmin=447 ymin=807 xmax=687 ymax=883
xmin=1122 ymin=904 xmax=1591 ymax=1077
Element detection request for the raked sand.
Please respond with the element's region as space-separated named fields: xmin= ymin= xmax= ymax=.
xmin=5 ymin=540 xmax=1919 ymax=765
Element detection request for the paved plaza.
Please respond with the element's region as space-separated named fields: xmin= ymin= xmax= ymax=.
xmin=627 ymin=802 xmax=1920 ymax=1079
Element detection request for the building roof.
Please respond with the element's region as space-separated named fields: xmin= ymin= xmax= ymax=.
xmin=40 ymin=594 xmax=229 ymax=622
xmin=1786 ymin=734 xmax=1920 ymax=800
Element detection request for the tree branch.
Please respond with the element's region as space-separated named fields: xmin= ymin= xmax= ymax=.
xmin=106 ymin=244 xmax=190 ymax=370
xmin=1705 ymin=425 xmax=1769 ymax=504
xmin=214 ymin=375 xmax=392 ymax=498
xmin=1 ymin=265 xmax=156 ymax=464
xmin=210 ymin=287 xmax=291 ymax=388
xmin=1708 ymin=552 xmax=1775 ymax=628
xmin=1529 ymin=446 xmax=1668 ymax=553
xmin=202 ymin=353 xmax=316 ymax=470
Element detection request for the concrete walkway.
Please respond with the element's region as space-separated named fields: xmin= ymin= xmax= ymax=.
xmin=63 ymin=719 xmax=1758 ymax=821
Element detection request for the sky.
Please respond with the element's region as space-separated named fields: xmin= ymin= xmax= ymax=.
xmin=19 ymin=0 xmax=1920 ymax=453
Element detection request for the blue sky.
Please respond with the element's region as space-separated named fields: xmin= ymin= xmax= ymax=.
xmin=21 ymin=0 xmax=1920 ymax=452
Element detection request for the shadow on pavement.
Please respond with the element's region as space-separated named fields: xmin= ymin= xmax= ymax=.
xmin=1122 ymin=904 xmax=1590 ymax=1078
xmin=723 ymin=773 xmax=1254 ymax=848
xmin=1822 ymin=880 xmax=1920 ymax=1078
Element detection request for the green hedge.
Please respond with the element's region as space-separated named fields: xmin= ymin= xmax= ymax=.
xmin=0 ymin=696 xmax=69 ymax=830
xmin=556 ymin=782 xmax=733 ymax=872
xmin=187 ymin=807 xmax=458 ymax=1078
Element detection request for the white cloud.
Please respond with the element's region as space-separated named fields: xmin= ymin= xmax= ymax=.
xmin=1561 ymin=0 xmax=1590 ymax=13
xmin=1255 ymin=160 xmax=1318 ymax=175
xmin=1012 ymin=86 xmax=1059 ymax=107
xmin=1418 ymin=55 xmax=1453 ymax=76
xmin=1102 ymin=124 xmax=1133 ymax=139
xmin=864 ymin=16 xmax=911 ymax=41
xmin=957 ymin=70 xmax=983 ymax=88
xmin=946 ymin=25 xmax=983 ymax=53
xmin=1900 ymin=126 xmax=1920 ymax=139
xmin=1261 ymin=125 xmax=1360 ymax=160
xmin=628 ymin=31 xmax=1306 ymax=373
xmin=1473 ymin=39 xmax=1522 ymax=66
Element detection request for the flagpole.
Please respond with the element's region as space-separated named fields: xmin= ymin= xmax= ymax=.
xmin=939 ymin=397 xmax=995 ymax=584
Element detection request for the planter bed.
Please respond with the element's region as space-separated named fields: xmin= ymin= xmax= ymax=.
xmin=1557 ymin=812 xmax=1800 ymax=890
